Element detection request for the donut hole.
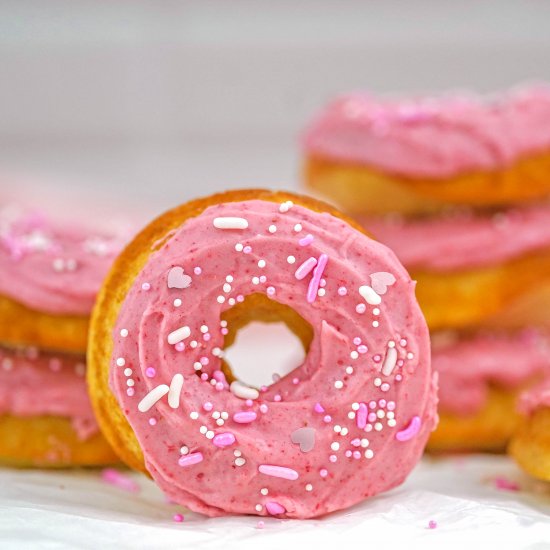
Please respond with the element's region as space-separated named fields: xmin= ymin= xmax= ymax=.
xmin=220 ymin=293 xmax=313 ymax=389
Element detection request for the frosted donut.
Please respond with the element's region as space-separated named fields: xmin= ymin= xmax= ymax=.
xmin=302 ymin=85 xmax=550 ymax=215
xmin=427 ymin=330 xmax=549 ymax=452
xmin=88 ymin=189 xmax=437 ymax=518
xmin=509 ymin=377 xmax=550 ymax=480
xmin=0 ymin=345 xmax=117 ymax=467
xmin=364 ymin=204 xmax=550 ymax=331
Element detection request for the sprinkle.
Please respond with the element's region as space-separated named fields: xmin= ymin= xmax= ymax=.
xmin=230 ymin=381 xmax=259 ymax=400
xmin=395 ymin=416 xmax=422 ymax=441
xmin=235 ymin=243 xmax=244 ymax=252
xmin=356 ymin=403 xmax=368 ymax=429
xmin=257 ymin=521 xmax=265 ymax=529
xmin=178 ymin=452 xmax=203 ymax=467
xmin=190 ymin=411 xmax=199 ymax=420
xmin=100 ymin=468 xmax=140 ymax=493
xmin=116 ymin=357 xmax=125 ymax=367
xmin=294 ymin=223 xmax=302 ymax=232
xmin=167 ymin=326 xmax=191 ymax=345
xmin=141 ymin=282 xmax=151 ymax=291
xmin=495 ymin=476 xmax=520 ymax=491
xmin=295 ymin=257 xmax=317 ymax=280
xmin=235 ymin=457 xmax=246 ymax=466
xmin=217 ymin=296 xmax=225 ymax=303
xmin=268 ymin=225 xmax=277 ymax=233
xmin=307 ymin=253 xmax=328 ymax=303
xmin=261 ymin=488 xmax=269 ymax=495
xmin=381 ymin=346 xmax=398 ymax=376
xmin=213 ymin=217 xmax=249 ymax=230
xmin=233 ymin=411 xmax=257 ymax=424
xmin=428 ymin=520 xmax=437 ymax=529
xmin=365 ymin=449 xmax=374 ymax=459
xmin=194 ymin=267 xmax=202 ymax=275
xmin=173 ymin=513 xmax=184 ymax=523
xmin=266 ymin=501 xmax=286 ymax=515
xmin=173 ymin=299 xmax=182 ymax=307
xmin=180 ymin=446 xmax=189 ymax=454
xmin=299 ymin=234 xmax=314 ymax=246
xmin=267 ymin=286 xmax=276 ymax=296
xmin=359 ymin=285 xmax=381 ymax=305
xmin=258 ymin=259 xmax=266 ymax=268
xmin=287 ymin=255 xmax=296 ymax=264
xmin=137 ymin=384 xmax=170 ymax=412
xmin=167 ymin=374 xmax=184 ymax=408
xmin=259 ymin=464 xmax=299 ymax=480
xmin=338 ymin=286 xmax=347 ymax=296
xmin=124 ymin=368 xmax=132 ymax=377
xmin=305 ymin=484 xmax=313 ymax=492
xmin=120 ymin=329 xmax=128 ymax=337
xmin=334 ymin=380 xmax=343 ymax=389
xmin=213 ymin=432 xmax=236 ymax=447
xmin=314 ymin=402 xmax=325 ymax=413
xmin=319 ymin=469 xmax=328 ymax=478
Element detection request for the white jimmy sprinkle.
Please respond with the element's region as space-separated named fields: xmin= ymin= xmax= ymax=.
xmin=230 ymin=380 xmax=260 ymax=400
xmin=138 ymin=384 xmax=170 ymax=412
xmin=381 ymin=346 xmax=398 ymax=376
xmin=168 ymin=374 xmax=184 ymax=408
xmin=167 ymin=326 xmax=191 ymax=345
xmin=359 ymin=285 xmax=382 ymax=305
xmin=213 ymin=217 xmax=249 ymax=230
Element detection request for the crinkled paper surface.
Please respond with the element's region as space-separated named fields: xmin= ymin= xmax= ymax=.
xmin=1 ymin=455 xmax=549 ymax=550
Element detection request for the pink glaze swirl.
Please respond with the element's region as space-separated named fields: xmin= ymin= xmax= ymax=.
xmin=303 ymin=84 xmax=550 ymax=178
xmin=363 ymin=203 xmax=550 ymax=272
xmin=0 ymin=345 xmax=98 ymax=439
xmin=433 ymin=330 xmax=550 ymax=415
xmin=0 ymin=203 xmax=133 ymax=315
xmin=109 ymin=198 xmax=436 ymax=518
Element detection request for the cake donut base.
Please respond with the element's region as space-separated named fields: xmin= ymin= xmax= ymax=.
xmin=0 ymin=294 xmax=89 ymax=354
xmin=509 ymin=409 xmax=550 ymax=481
xmin=304 ymin=150 xmax=550 ymax=216
xmin=0 ymin=415 xmax=118 ymax=468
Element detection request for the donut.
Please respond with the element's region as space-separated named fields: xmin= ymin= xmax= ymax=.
xmin=302 ymin=85 xmax=550 ymax=215
xmin=509 ymin=377 xmax=550 ymax=480
xmin=0 ymin=344 xmax=117 ymax=466
xmin=364 ymin=204 xmax=550 ymax=331
xmin=88 ymin=189 xmax=437 ymax=518
xmin=428 ymin=330 xmax=549 ymax=452
xmin=0 ymin=202 xmax=131 ymax=353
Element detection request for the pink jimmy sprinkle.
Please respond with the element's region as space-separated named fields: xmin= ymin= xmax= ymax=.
xmin=259 ymin=464 xmax=299 ymax=480
xmin=314 ymin=402 xmax=325 ymax=413
xmin=395 ymin=416 xmax=422 ymax=442
xmin=495 ymin=476 xmax=520 ymax=492
xmin=178 ymin=452 xmax=204 ymax=467
xmin=233 ymin=411 xmax=257 ymax=423
xmin=295 ymin=257 xmax=318 ymax=280
xmin=265 ymin=501 xmax=286 ymax=515
xmin=299 ymin=234 xmax=314 ymax=246
xmin=356 ymin=402 xmax=368 ymax=429
xmin=100 ymin=468 xmax=140 ymax=493
xmin=213 ymin=432 xmax=236 ymax=448
xmin=306 ymin=254 xmax=328 ymax=303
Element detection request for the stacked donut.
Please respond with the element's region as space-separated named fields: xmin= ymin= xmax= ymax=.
xmin=303 ymin=84 xmax=550 ymax=452
xmin=0 ymin=200 xmax=129 ymax=466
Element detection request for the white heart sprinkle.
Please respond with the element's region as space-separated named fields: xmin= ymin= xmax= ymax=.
xmin=291 ymin=427 xmax=316 ymax=453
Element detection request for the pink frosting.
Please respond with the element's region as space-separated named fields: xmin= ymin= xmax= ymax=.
xmin=0 ymin=203 xmax=133 ymax=315
xmin=302 ymin=84 xmax=550 ymax=178
xmin=362 ymin=203 xmax=550 ymax=271
xmin=0 ymin=345 xmax=98 ymax=439
xmin=518 ymin=376 xmax=550 ymax=416
xmin=433 ymin=330 xmax=550 ymax=415
xmin=109 ymin=199 xmax=436 ymax=518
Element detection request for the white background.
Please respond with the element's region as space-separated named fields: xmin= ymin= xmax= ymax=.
xmin=1 ymin=0 xmax=550 ymax=214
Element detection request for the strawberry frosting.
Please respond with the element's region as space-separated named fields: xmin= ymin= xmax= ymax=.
xmin=302 ymin=84 xmax=550 ymax=178
xmin=433 ymin=330 xmax=550 ymax=415
xmin=109 ymin=198 xmax=437 ymax=518
xmin=363 ymin=203 xmax=550 ymax=271
xmin=0 ymin=203 xmax=133 ymax=315
xmin=0 ymin=345 xmax=98 ymax=439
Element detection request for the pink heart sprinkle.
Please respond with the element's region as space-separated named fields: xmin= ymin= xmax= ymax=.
xmin=167 ymin=266 xmax=192 ymax=289
xmin=291 ymin=427 xmax=316 ymax=452
xmin=370 ymin=271 xmax=396 ymax=295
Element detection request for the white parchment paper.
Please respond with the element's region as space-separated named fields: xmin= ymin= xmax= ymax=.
xmin=1 ymin=455 xmax=549 ymax=550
